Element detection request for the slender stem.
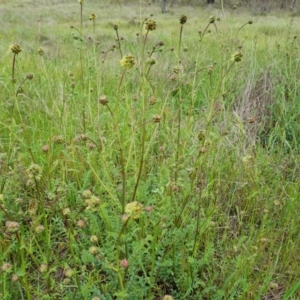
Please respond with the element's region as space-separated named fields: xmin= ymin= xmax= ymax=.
xmin=131 ymin=30 xmax=149 ymax=202
xmin=16 ymin=233 xmax=32 ymax=300
xmin=178 ymin=25 xmax=183 ymax=54
xmin=115 ymin=28 xmax=123 ymax=58
xmin=106 ymin=105 xmax=127 ymax=213
xmin=11 ymin=54 xmax=16 ymax=88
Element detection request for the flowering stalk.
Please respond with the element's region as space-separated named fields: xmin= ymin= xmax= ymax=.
xmin=114 ymin=24 xmax=123 ymax=58
xmin=235 ymin=20 xmax=253 ymax=37
xmin=10 ymin=43 xmax=22 ymax=94
xmin=132 ymin=20 xmax=156 ymax=203
xmin=78 ymin=0 xmax=84 ymax=91
xmin=16 ymin=232 xmax=33 ymax=300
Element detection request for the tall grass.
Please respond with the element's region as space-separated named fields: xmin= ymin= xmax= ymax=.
xmin=0 ymin=1 xmax=300 ymax=299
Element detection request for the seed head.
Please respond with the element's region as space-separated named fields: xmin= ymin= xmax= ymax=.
xmin=11 ymin=274 xmax=19 ymax=282
xmin=232 ymin=51 xmax=243 ymax=62
xmin=77 ymin=219 xmax=86 ymax=228
xmin=82 ymin=190 xmax=92 ymax=199
xmin=163 ymin=296 xmax=174 ymax=300
xmin=64 ymin=268 xmax=74 ymax=278
xmin=26 ymin=164 xmax=42 ymax=183
xmin=232 ymin=5 xmax=237 ymax=10
xmin=37 ymin=47 xmax=44 ymax=56
xmin=158 ymin=41 xmax=165 ymax=46
xmin=149 ymin=96 xmax=157 ymax=105
xmin=120 ymin=54 xmax=135 ymax=69
xmin=63 ymin=208 xmax=71 ymax=216
xmin=248 ymin=20 xmax=253 ymax=25
xmin=39 ymin=264 xmax=48 ymax=273
xmin=147 ymin=58 xmax=156 ymax=65
xmin=89 ymin=13 xmax=97 ymax=20
xmin=85 ymin=195 xmax=101 ymax=211
xmin=89 ymin=246 xmax=99 ymax=255
xmin=35 ymin=225 xmax=45 ymax=233
xmin=16 ymin=86 xmax=24 ymax=95
xmin=53 ymin=135 xmax=64 ymax=143
xmin=209 ymin=16 xmax=216 ymax=24
xmin=6 ymin=221 xmax=20 ymax=233
xmin=125 ymin=201 xmax=143 ymax=219
xmin=10 ymin=43 xmax=22 ymax=55
xmin=152 ymin=114 xmax=161 ymax=123
xmin=173 ymin=66 xmax=180 ymax=74
xmin=144 ymin=206 xmax=153 ymax=212
xmin=145 ymin=19 xmax=156 ymax=31
xmin=180 ymin=14 xmax=187 ymax=25
xmin=90 ymin=235 xmax=99 ymax=243
xmin=113 ymin=24 xmax=118 ymax=30
xmin=98 ymin=95 xmax=108 ymax=105
xmin=26 ymin=73 xmax=34 ymax=80
xmin=120 ymin=259 xmax=129 ymax=268
xmin=1 ymin=263 xmax=12 ymax=272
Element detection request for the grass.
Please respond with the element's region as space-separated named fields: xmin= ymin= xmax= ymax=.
xmin=1 ymin=1 xmax=300 ymax=299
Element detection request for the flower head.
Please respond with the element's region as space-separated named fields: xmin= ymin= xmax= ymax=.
xmin=120 ymin=259 xmax=129 ymax=268
xmin=26 ymin=73 xmax=34 ymax=80
xmin=180 ymin=15 xmax=187 ymax=25
xmin=163 ymin=296 xmax=174 ymax=300
xmin=10 ymin=44 xmax=22 ymax=55
xmin=145 ymin=19 xmax=157 ymax=31
xmin=26 ymin=164 xmax=42 ymax=182
xmin=120 ymin=54 xmax=135 ymax=69
xmin=125 ymin=201 xmax=143 ymax=219
xmin=89 ymin=13 xmax=97 ymax=20
xmin=37 ymin=47 xmax=44 ymax=56
xmin=232 ymin=51 xmax=243 ymax=62
xmin=6 ymin=221 xmax=20 ymax=233
xmin=98 ymin=95 xmax=108 ymax=105
xmin=209 ymin=16 xmax=216 ymax=24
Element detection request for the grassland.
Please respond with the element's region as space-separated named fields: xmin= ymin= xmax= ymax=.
xmin=1 ymin=1 xmax=300 ymax=299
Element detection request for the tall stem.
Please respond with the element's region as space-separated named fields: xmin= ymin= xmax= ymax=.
xmin=131 ymin=30 xmax=149 ymax=203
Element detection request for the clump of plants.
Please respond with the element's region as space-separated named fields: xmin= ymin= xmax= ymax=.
xmin=1 ymin=1 xmax=300 ymax=300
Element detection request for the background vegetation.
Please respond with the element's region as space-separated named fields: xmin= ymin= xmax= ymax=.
xmin=1 ymin=0 xmax=300 ymax=299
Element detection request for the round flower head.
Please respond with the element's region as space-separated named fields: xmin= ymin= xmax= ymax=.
xmin=89 ymin=13 xmax=97 ymax=20
xmin=26 ymin=73 xmax=34 ymax=80
xmin=232 ymin=51 xmax=243 ymax=63
xmin=209 ymin=15 xmax=216 ymax=24
xmin=145 ymin=19 xmax=156 ymax=31
xmin=10 ymin=44 xmax=22 ymax=55
xmin=125 ymin=201 xmax=143 ymax=219
xmin=163 ymin=296 xmax=174 ymax=300
xmin=147 ymin=58 xmax=156 ymax=65
xmin=120 ymin=259 xmax=129 ymax=268
xmin=120 ymin=54 xmax=135 ymax=69
xmin=180 ymin=15 xmax=187 ymax=25
xmin=37 ymin=47 xmax=44 ymax=56
xmin=6 ymin=221 xmax=19 ymax=233
xmin=98 ymin=95 xmax=108 ymax=105
xmin=152 ymin=114 xmax=161 ymax=123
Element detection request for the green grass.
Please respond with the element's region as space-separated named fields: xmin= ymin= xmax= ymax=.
xmin=1 ymin=1 xmax=300 ymax=299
